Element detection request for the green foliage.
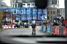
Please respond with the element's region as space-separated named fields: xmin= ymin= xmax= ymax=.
xmin=0 ymin=20 xmax=2 ymax=28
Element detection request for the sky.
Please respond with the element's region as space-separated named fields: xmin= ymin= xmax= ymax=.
xmin=59 ymin=0 xmax=65 ymax=8
xmin=2 ymin=0 xmax=11 ymax=7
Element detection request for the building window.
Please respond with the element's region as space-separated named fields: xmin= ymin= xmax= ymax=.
xmin=27 ymin=3 xmax=30 ymax=6
xmin=22 ymin=0 xmax=35 ymax=3
xmin=51 ymin=11 xmax=53 ymax=14
xmin=53 ymin=11 xmax=55 ymax=14
xmin=23 ymin=3 xmax=25 ymax=5
xmin=48 ymin=0 xmax=52 ymax=4
xmin=52 ymin=0 xmax=57 ymax=4
xmin=18 ymin=3 xmax=22 ymax=7
xmin=17 ymin=0 xmax=22 ymax=3
xmin=48 ymin=11 xmax=49 ymax=14
xmin=15 ymin=3 xmax=17 ymax=8
xmin=57 ymin=9 xmax=60 ymax=13
xmin=32 ymin=3 xmax=35 ymax=6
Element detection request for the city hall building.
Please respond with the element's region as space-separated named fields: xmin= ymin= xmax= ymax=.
xmin=0 ymin=0 xmax=48 ymax=29
xmin=0 ymin=0 xmax=65 ymax=29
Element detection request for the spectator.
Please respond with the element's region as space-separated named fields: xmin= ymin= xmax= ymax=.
xmin=31 ymin=20 xmax=36 ymax=36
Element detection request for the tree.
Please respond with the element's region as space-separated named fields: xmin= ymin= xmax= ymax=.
xmin=0 ymin=12 xmax=4 ymax=28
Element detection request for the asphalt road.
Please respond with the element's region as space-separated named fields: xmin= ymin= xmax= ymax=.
xmin=0 ymin=26 xmax=67 ymax=44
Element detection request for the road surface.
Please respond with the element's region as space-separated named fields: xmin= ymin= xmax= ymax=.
xmin=0 ymin=26 xmax=67 ymax=44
